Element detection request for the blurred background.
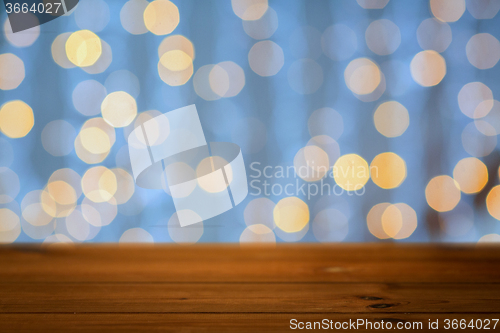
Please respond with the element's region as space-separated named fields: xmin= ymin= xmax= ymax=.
xmin=1 ymin=0 xmax=500 ymax=244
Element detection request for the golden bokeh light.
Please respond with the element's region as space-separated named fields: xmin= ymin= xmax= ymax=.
xmin=144 ymin=0 xmax=180 ymax=35
xmin=307 ymin=135 xmax=340 ymax=167
xmin=381 ymin=204 xmax=402 ymax=238
xmin=231 ymin=0 xmax=268 ymax=21
xmin=430 ymin=0 xmax=466 ymax=22
xmin=466 ymin=33 xmax=500 ymax=70
xmin=0 ymin=100 xmax=34 ymax=139
xmin=242 ymin=6 xmax=278 ymax=40
xmin=80 ymin=127 xmax=111 ymax=154
xmin=82 ymin=40 xmax=112 ymax=74
xmin=101 ymin=91 xmax=137 ymax=128
xmin=373 ymin=101 xmax=409 ymax=138
xmin=65 ymin=30 xmax=102 ymax=67
xmin=51 ymin=33 xmax=77 ymax=69
xmin=196 ymin=156 xmax=233 ymax=193
xmin=453 ymin=157 xmax=488 ymax=194
xmin=367 ymin=202 xmax=391 ymax=239
xmin=273 ymin=197 xmax=309 ymax=233
xmin=75 ymin=117 xmax=116 ymax=164
xmin=82 ymin=166 xmax=118 ymax=203
xmin=458 ymin=82 xmax=494 ymax=119
xmin=486 ymin=185 xmax=500 ymax=220
xmin=160 ymin=50 xmax=192 ymax=71
xmin=425 ymin=175 xmax=461 ymax=212
xmin=112 ymin=168 xmax=135 ymax=205
xmin=0 ymin=53 xmax=25 ymax=90
xmin=370 ymin=152 xmax=407 ymax=189
xmin=158 ymin=35 xmax=195 ymax=59
xmin=410 ymin=50 xmax=446 ymax=87
xmin=344 ymin=58 xmax=381 ymax=95
xmin=248 ymin=40 xmax=284 ymax=77
xmin=365 ymin=19 xmax=401 ymax=56
xmin=294 ymin=145 xmax=330 ymax=182
xmin=158 ymin=60 xmax=194 ymax=86
xmin=333 ymin=154 xmax=370 ymax=191
xmin=41 ymin=183 xmax=77 ymax=218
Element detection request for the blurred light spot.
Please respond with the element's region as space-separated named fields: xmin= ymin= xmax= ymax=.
xmin=312 ymin=208 xmax=348 ymax=242
xmin=80 ymin=127 xmax=111 ymax=154
xmin=478 ymin=234 xmax=500 ymax=243
xmin=244 ymin=197 xmax=275 ymax=229
xmin=0 ymin=53 xmax=25 ymax=90
xmin=159 ymin=59 xmax=193 ymax=86
xmin=0 ymin=168 xmax=20 ymax=204
xmin=210 ymin=61 xmax=245 ymax=98
xmin=273 ymin=197 xmax=309 ymax=233
xmin=73 ymin=80 xmax=107 ymax=116
xmin=65 ymin=30 xmax=102 ymax=67
xmin=51 ymin=33 xmax=76 ymax=69
xmin=196 ymin=156 xmax=232 ymax=193
xmin=231 ymin=0 xmax=268 ymax=20
xmin=231 ymin=117 xmax=267 ymax=154
xmin=0 ymin=208 xmax=21 ymax=243
xmin=425 ymin=175 xmax=461 ymax=212
xmin=82 ymin=196 xmax=117 ymax=227
xmin=458 ymin=82 xmax=493 ymax=119
xmin=42 ymin=120 xmax=76 ymax=156
xmin=430 ymin=0 xmax=466 ymax=22
xmin=374 ymin=101 xmax=409 ymax=137
xmin=111 ymin=168 xmax=135 ymax=205
xmin=120 ymin=228 xmax=154 ymax=242
xmin=333 ymin=154 xmax=370 ymax=191
xmin=365 ymin=19 xmax=401 ymax=55
xmin=462 ymin=121 xmax=496 ymax=157
xmin=307 ymin=135 xmax=340 ymax=166
xmin=289 ymin=26 xmax=322 ymax=60
xmin=370 ymin=152 xmax=407 ymax=189
xmin=248 ymin=40 xmax=284 ymax=76
xmin=439 ymin=202 xmax=474 ymax=237
xmin=417 ymin=18 xmax=452 ymax=53
xmin=466 ymin=33 xmax=500 ymax=70
xmin=0 ymin=138 xmax=13 ymax=168
xmin=487 ymin=185 xmax=500 ymax=220
xmin=242 ymin=6 xmax=278 ymax=40
xmin=144 ymin=0 xmax=179 ymax=35
xmin=82 ymin=40 xmax=112 ymax=74
xmin=344 ymin=58 xmax=381 ymax=95
xmin=294 ymin=145 xmax=330 ymax=182
xmin=308 ymin=107 xmax=343 ymax=140
xmin=49 ymin=168 xmax=83 ymax=199
xmin=4 ymin=15 xmax=39 ymax=47
xmin=453 ymin=157 xmax=488 ymax=194
xmin=101 ymin=91 xmax=137 ymax=128
xmin=382 ymin=203 xmax=417 ymax=239
xmin=0 ymin=100 xmax=34 ymax=138
xmin=75 ymin=117 xmax=116 ymax=164
xmin=121 ymin=0 xmax=149 ymax=35
xmin=352 ymin=71 xmax=386 ymax=102
xmin=367 ymin=202 xmax=391 ymax=239
xmin=168 ymin=211 xmax=203 ymax=243
xmin=105 ymin=70 xmax=140 ymax=99
xmin=466 ymin=0 xmax=500 ymax=19
xmin=274 ymin=220 xmax=309 ymax=242
xmin=158 ymin=35 xmax=195 ymax=59
xmin=356 ymin=0 xmax=390 ymax=9
xmin=321 ymin=24 xmax=357 ymax=61
xmin=125 ymin=110 xmax=169 ymax=148
xmin=476 ymin=100 xmax=500 ymax=135
xmin=43 ymin=234 xmax=73 ymax=244
xmin=82 ymin=166 xmax=117 ymax=203
xmin=240 ymin=224 xmax=276 ymax=243
xmin=161 ymin=50 xmax=192 ymax=71
xmin=410 ymin=50 xmax=446 ymax=87
xmin=288 ymin=59 xmax=324 ymax=95
xmin=75 ymin=0 xmax=110 ymax=32
xmin=47 ymin=181 xmax=77 ymax=206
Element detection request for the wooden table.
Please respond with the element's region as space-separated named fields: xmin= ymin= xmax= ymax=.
xmin=1 ymin=244 xmax=499 ymax=332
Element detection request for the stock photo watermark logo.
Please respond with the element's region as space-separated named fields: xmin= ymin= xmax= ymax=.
xmin=4 ymin=0 xmax=78 ymax=33
xmin=248 ymin=160 xmax=378 ymax=200
xmin=127 ymin=105 xmax=249 ymax=227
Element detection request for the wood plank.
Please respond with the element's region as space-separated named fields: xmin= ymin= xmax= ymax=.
xmin=2 ymin=313 xmax=500 ymax=332
xmin=1 ymin=282 xmax=499 ymax=314
xmin=1 ymin=244 xmax=500 ymax=283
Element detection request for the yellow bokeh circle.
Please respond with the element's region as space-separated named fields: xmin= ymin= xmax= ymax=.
xmin=370 ymin=152 xmax=407 ymax=189
xmin=425 ymin=175 xmax=461 ymax=212
xmin=101 ymin=91 xmax=137 ymax=128
xmin=65 ymin=30 xmax=102 ymax=67
xmin=453 ymin=157 xmax=488 ymax=194
xmin=144 ymin=0 xmax=180 ymax=35
xmin=0 ymin=100 xmax=34 ymax=138
xmin=273 ymin=197 xmax=309 ymax=233
xmin=333 ymin=154 xmax=370 ymax=191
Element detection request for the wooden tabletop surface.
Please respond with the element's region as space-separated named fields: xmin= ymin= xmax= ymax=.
xmin=1 ymin=244 xmax=499 ymax=332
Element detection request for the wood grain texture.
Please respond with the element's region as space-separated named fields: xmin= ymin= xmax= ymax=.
xmin=1 ymin=244 xmax=499 ymax=332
